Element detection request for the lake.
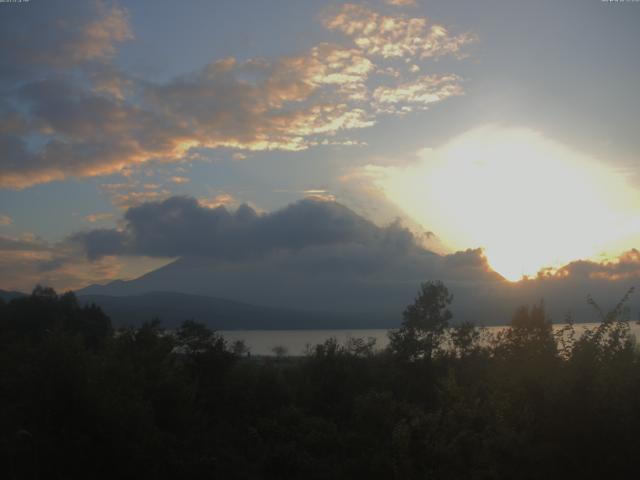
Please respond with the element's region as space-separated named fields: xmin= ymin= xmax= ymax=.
xmin=221 ymin=322 xmax=640 ymax=356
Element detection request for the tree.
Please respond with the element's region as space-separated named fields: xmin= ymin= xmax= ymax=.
xmin=271 ymin=345 xmax=288 ymax=358
xmin=231 ymin=339 xmax=250 ymax=357
xmin=176 ymin=319 xmax=221 ymax=355
xmin=389 ymin=281 xmax=453 ymax=360
xmin=0 ymin=286 xmax=111 ymax=348
xmin=450 ymin=321 xmax=482 ymax=358
xmin=507 ymin=302 xmax=555 ymax=355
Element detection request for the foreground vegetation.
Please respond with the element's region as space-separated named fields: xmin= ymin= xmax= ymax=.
xmin=1 ymin=283 xmax=639 ymax=479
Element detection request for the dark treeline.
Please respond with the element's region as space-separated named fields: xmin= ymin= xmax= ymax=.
xmin=1 ymin=283 xmax=639 ymax=479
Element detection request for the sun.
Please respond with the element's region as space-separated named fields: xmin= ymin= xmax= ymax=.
xmin=369 ymin=126 xmax=640 ymax=281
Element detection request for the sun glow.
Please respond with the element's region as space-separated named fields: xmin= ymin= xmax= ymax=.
xmin=370 ymin=126 xmax=640 ymax=281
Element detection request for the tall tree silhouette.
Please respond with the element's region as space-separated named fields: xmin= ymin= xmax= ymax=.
xmin=389 ymin=280 xmax=453 ymax=360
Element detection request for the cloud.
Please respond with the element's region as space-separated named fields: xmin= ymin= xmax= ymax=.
xmin=0 ymin=45 xmax=376 ymax=188
xmin=0 ymin=75 xmax=193 ymax=189
xmin=365 ymin=125 xmax=640 ymax=280
xmin=87 ymin=65 xmax=134 ymax=101
xmin=74 ymin=229 xmax=128 ymax=260
xmin=0 ymin=0 xmax=131 ymax=80
xmin=267 ymin=43 xmax=375 ymax=101
xmin=0 ymin=2 xmax=473 ymax=189
xmin=0 ymin=234 xmax=48 ymax=252
xmin=0 ymin=232 xmax=123 ymax=292
xmin=549 ymin=250 xmax=640 ymax=282
xmin=385 ymin=0 xmax=418 ymax=6
xmin=0 ymin=214 xmax=13 ymax=226
xmin=143 ymin=50 xmax=375 ymax=152
xmin=303 ymin=189 xmax=337 ymax=202
xmin=71 ymin=196 xmax=640 ymax=322
xmin=99 ymin=182 xmax=172 ymax=209
xmin=0 ymin=228 xmax=174 ymax=293
xmin=73 ymin=196 xmax=418 ymax=260
xmin=71 ymin=196 xmax=499 ymax=314
xmin=324 ymin=3 xmax=476 ymax=59
xmin=169 ymin=176 xmax=190 ymax=185
xmin=83 ymin=212 xmax=115 ymax=223
xmin=71 ymin=197 xmax=489 ymax=300
xmin=198 ymin=193 xmax=238 ymax=209
xmin=110 ymin=190 xmax=173 ymax=210
xmin=372 ymin=74 xmax=464 ymax=113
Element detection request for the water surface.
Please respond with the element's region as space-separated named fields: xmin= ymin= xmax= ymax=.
xmin=221 ymin=322 xmax=640 ymax=356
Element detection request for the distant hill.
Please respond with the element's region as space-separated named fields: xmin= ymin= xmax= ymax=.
xmin=2 ymin=287 xmax=398 ymax=330
xmin=75 ymin=257 xmax=416 ymax=321
xmin=78 ymin=291 xmax=398 ymax=330
xmin=0 ymin=289 xmax=27 ymax=302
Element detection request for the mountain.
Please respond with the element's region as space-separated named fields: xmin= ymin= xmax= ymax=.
xmin=0 ymin=289 xmax=27 ymax=302
xmin=1 ymin=287 xmax=396 ymax=329
xmin=78 ymin=291 xmax=395 ymax=330
xmin=76 ymin=256 xmax=418 ymax=319
xmin=77 ymin=256 xmax=632 ymax=327
xmin=69 ymin=196 xmax=640 ymax=326
xmin=71 ymin=198 xmax=514 ymax=324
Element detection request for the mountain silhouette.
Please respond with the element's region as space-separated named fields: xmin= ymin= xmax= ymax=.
xmin=77 ymin=291 xmax=395 ymax=330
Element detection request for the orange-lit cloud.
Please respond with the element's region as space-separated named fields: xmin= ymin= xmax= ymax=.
xmin=385 ymin=0 xmax=418 ymax=6
xmin=143 ymin=51 xmax=376 ymax=154
xmin=88 ymin=65 xmax=133 ymax=100
xmin=169 ymin=176 xmax=190 ymax=185
xmin=0 ymin=233 xmax=121 ymax=292
xmin=0 ymin=2 xmax=472 ymax=189
xmin=302 ymin=189 xmax=337 ymax=202
xmin=1 ymin=0 xmax=131 ymax=73
xmin=110 ymin=190 xmax=173 ymax=210
xmin=549 ymin=249 xmax=640 ymax=282
xmin=198 ymin=193 xmax=238 ymax=209
xmin=0 ymin=229 xmax=175 ymax=292
xmin=78 ymin=1 xmax=132 ymax=60
xmin=99 ymin=182 xmax=172 ymax=210
xmin=324 ymin=4 xmax=475 ymax=59
xmin=0 ymin=214 xmax=13 ymax=226
xmin=84 ymin=212 xmax=114 ymax=223
xmin=373 ymin=74 xmax=464 ymax=113
xmin=263 ymin=43 xmax=375 ymax=102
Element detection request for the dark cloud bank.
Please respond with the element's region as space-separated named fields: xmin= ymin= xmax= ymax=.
xmin=74 ymin=197 xmax=640 ymax=325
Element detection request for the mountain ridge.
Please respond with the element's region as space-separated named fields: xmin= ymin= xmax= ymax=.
xmin=2 ymin=288 xmax=397 ymax=330
xmin=79 ymin=291 xmax=400 ymax=330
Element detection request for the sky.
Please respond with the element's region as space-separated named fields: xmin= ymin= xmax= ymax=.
xmin=0 ymin=0 xmax=639 ymax=316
